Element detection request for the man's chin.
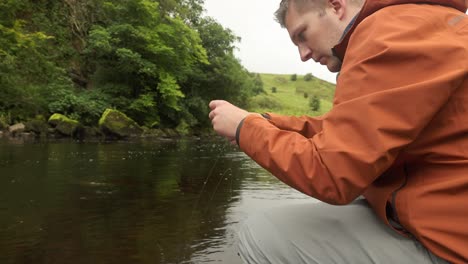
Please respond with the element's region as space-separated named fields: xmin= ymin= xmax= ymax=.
xmin=327 ymin=63 xmax=341 ymax=73
xmin=327 ymin=65 xmax=341 ymax=72
xmin=325 ymin=57 xmax=342 ymax=73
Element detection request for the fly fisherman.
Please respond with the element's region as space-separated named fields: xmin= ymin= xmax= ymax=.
xmin=209 ymin=0 xmax=468 ymax=263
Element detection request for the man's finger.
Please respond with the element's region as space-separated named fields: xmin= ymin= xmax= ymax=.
xmin=208 ymin=110 xmax=216 ymax=120
xmin=209 ymin=100 xmax=225 ymax=110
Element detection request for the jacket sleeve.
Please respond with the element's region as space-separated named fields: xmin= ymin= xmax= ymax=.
xmin=238 ymin=9 xmax=467 ymax=205
xmin=261 ymin=113 xmax=325 ymax=138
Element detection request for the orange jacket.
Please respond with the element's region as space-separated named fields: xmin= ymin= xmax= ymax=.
xmin=237 ymin=1 xmax=468 ymax=263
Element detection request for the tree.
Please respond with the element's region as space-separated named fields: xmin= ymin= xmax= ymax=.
xmin=177 ymin=16 xmax=263 ymax=130
xmin=0 ymin=0 xmax=266 ymax=133
xmin=0 ymin=10 xmax=71 ymax=122
xmin=291 ymin=74 xmax=297 ymax=81
xmin=83 ymin=0 xmax=209 ymax=126
xmin=304 ymin=73 xmax=313 ymax=81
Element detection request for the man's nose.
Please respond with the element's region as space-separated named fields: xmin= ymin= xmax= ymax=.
xmin=299 ymin=45 xmax=312 ymax=62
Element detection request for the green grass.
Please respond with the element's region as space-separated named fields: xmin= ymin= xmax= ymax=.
xmin=247 ymin=73 xmax=336 ymax=116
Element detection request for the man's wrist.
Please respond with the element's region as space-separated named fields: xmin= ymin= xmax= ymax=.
xmin=235 ymin=117 xmax=246 ymax=146
xmin=235 ymin=113 xmax=269 ymax=146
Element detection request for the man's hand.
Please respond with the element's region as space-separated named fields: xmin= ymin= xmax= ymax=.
xmin=208 ymin=100 xmax=250 ymax=142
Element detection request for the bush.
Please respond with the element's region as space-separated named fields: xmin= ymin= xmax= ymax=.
xmin=290 ymin=74 xmax=297 ymax=81
xmin=181 ymin=96 xmax=209 ymax=130
xmin=304 ymin=92 xmax=309 ymax=98
xmin=48 ymin=88 xmax=110 ymax=126
xmin=309 ymin=95 xmax=320 ymax=111
xmin=250 ymin=95 xmax=282 ymax=110
xmin=271 ymin=87 xmax=277 ymax=93
xmin=304 ymin=73 xmax=313 ymax=81
xmin=0 ymin=112 xmax=10 ymax=130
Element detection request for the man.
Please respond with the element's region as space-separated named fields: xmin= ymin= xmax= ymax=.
xmin=209 ymin=0 xmax=467 ymax=263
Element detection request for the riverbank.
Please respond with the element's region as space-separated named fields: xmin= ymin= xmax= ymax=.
xmin=0 ymin=124 xmax=215 ymax=143
xmin=0 ymin=108 xmax=216 ymax=143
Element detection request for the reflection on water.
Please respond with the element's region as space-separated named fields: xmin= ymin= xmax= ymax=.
xmin=0 ymin=138 xmax=315 ymax=263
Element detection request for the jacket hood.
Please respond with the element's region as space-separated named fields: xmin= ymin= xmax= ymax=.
xmin=332 ymin=0 xmax=467 ymax=61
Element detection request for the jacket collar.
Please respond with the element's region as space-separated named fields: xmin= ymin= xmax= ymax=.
xmin=332 ymin=0 xmax=468 ymax=61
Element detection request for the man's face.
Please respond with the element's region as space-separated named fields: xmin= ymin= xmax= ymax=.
xmin=285 ymin=2 xmax=343 ymax=72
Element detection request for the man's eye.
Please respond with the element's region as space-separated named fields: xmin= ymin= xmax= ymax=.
xmin=298 ymin=31 xmax=306 ymax=42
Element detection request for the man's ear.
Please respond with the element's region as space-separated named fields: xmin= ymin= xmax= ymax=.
xmin=328 ymin=0 xmax=346 ymax=19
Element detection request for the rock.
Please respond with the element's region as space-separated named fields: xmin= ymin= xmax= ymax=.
xmin=48 ymin=113 xmax=81 ymax=136
xmin=25 ymin=120 xmax=49 ymax=135
xmin=83 ymin=126 xmax=102 ymax=138
xmin=0 ymin=131 xmax=3 ymax=138
xmin=141 ymin=128 xmax=167 ymax=138
xmin=162 ymin=128 xmax=179 ymax=137
xmin=18 ymin=132 xmax=35 ymax=140
xmin=99 ymin=109 xmax=142 ymax=138
xmin=8 ymin=123 xmax=25 ymax=135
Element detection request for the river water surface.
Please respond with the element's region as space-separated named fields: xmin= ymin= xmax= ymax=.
xmin=0 ymin=138 xmax=316 ymax=263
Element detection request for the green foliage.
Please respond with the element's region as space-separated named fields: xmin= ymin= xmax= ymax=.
xmin=309 ymin=95 xmax=321 ymax=111
xmin=290 ymin=74 xmax=297 ymax=81
xmin=304 ymin=73 xmax=313 ymax=81
xmin=271 ymin=87 xmax=277 ymax=93
xmin=181 ymin=17 xmax=263 ymax=114
xmin=83 ymin=0 xmax=210 ymax=128
xmin=0 ymin=112 xmax=10 ymax=129
xmin=48 ymin=88 xmax=110 ymax=126
xmin=128 ymin=93 xmax=159 ymax=126
xmin=0 ymin=2 xmax=75 ymax=123
xmin=175 ymin=118 xmax=190 ymax=135
xmin=304 ymin=92 xmax=309 ymax=99
xmin=0 ymin=0 xmax=270 ymax=134
xmin=181 ymin=96 xmax=210 ymax=129
xmin=196 ymin=17 xmax=238 ymax=60
xmin=158 ymin=72 xmax=184 ymax=111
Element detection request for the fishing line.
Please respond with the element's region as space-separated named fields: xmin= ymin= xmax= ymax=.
xmin=189 ymin=156 xmax=219 ymax=219
xmin=205 ymin=167 xmax=232 ymax=214
xmin=180 ymin=155 xmax=220 ymax=262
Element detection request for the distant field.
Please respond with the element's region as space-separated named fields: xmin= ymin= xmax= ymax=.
xmin=248 ymin=73 xmax=336 ymax=116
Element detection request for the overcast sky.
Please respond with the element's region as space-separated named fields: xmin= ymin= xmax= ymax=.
xmin=203 ymin=0 xmax=338 ymax=84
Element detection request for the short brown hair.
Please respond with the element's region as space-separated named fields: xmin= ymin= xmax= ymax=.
xmin=274 ymin=0 xmax=327 ymax=28
xmin=274 ymin=0 xmax=364 ymax=28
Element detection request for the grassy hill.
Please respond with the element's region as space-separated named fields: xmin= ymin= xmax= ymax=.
xmin=247 ymin=73 xmax=336 ymax=116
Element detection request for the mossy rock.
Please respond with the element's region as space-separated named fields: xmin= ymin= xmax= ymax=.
xmin=48 ymin=113 xmax=81 ymax=136
xmin=25 ymin=120 xmax=49 ymax=135
xmin=99 ymin=109 xmax=142 ymax=138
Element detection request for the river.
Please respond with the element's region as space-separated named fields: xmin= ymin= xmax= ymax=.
xmin=0 ymin=138 xmax=316 ymax=263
